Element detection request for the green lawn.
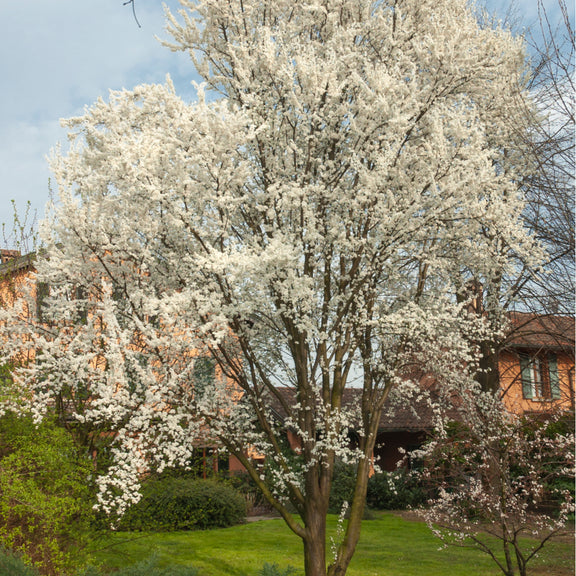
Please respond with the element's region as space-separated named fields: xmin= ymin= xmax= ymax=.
xmin=90 ymin=512 xmax=574 ymax=576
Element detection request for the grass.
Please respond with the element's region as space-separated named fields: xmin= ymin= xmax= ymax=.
xmin=89 ymin=512 xmax=575 ymax=576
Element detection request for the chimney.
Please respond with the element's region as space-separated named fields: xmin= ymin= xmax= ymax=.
xmin=0 ymin=249 xmax=21 ymax=264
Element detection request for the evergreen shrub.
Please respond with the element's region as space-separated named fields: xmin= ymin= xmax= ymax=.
xmin=0 ymin=546 xmax=39 ymax=576
xmin=119 ymin=477 xmax=246 ymax=531
xmin=366 ymin=470 xmax=428 ymax=510
xmin=0 ymin=412 xmax=95 ymax=575
xmin=328 ymin=460 xmax=356 ymax=514
xmin=225 ymin=472 xmax=272 ymax=515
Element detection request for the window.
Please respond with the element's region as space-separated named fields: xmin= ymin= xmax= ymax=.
xmin=519 ymin=352 xmax=560 ymax=401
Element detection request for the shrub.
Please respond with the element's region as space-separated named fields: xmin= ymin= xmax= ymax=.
xmin=0 ymin=546 xmax=39 ymax=576
xmin=225 ymin=472 xmax=273 ymax=516
xmin=0 ymin=412 xmax=95 ymax=575
xmin=328 ymin=460 xmax=357 ymax=514
xmin=526 ymin=414 xmax=575 ymax=516
xmin=119 ymin=477 xmax=246 ymax=531
xmin=367 ymin=470 xmax=428 ymax=510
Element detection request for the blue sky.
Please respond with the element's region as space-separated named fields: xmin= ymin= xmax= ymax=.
xmin=0 ymin=0 xmax=570 ymax=243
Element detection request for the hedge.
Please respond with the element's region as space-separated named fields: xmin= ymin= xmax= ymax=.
xmin=119 ymin=477 xmax=246 ymax=531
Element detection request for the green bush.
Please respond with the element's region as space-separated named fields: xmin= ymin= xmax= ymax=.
xmin=225 ymin=472 xmax=273 ymax=515
xmin=119 ymin=477 xmax=246 ymax=531
xmin=328 ymin=460 xmax=357 ymax=514
xmin=0 ymin=412 xmax=96 ymax=575
xmin=367 ymin=470 xmax=428 ymax=510
xmin=524 ymin=414 xmax=575 ymax=516
xmin=0 ymin=546 xmax=39 ymax=576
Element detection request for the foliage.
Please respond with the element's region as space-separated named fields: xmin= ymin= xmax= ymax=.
xmin=1 ymin=1 xmax=541 ymax=575
xmin=0 ymin=200 xmax=38 ymax=262
xmin=0 ymin=412 xmax=96 ymax=576
xmin=225 ymin=472 xmax=273 ymax=516
xmin=328 ymin=460 xmax=356 ymax=515
xmin=118 ymin=477 xmax=246 ymax=532
xmin=0 ymin=546 xmax=39 ymax=576
xmin=416 ymin=391 xmax=575 ymax=576
xmin=0 ymin=362 xmax=16 ymax=400
xmin=366 ymin=470 xmax=428 ymax=511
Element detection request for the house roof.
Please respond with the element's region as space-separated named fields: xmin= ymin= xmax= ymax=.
xmin=263 ymin=313 xmax=576 ymax=433
xmin=0 ymin=251 xmax=36 ymax=277
xmin=378 ymin=397 xmax=437 ymax=432
xmin=504 ymin=311 xmax=575 ymax=352
xmin=264 ymin=386 xmax=437 ymax=433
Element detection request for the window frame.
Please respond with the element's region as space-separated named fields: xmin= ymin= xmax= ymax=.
xmin=519 ymin=351 xmax=560 ymax=401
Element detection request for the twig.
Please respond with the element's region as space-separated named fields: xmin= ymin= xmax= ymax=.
xmin=123 ymin=0 xmax=142 ymax=28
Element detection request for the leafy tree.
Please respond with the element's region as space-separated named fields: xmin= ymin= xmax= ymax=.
xmin=1 ymin=1 xmax=542 ymax=575
xmin=416 ymin=390 xmax=575 ymax=576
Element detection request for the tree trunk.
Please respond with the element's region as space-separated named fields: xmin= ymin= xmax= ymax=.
xmin=503 ymin=539 xmax=515 ymax=576
xmin=327 ymin=452 xmax=372 ymax=576
xmin=303 ymin=506 xmax=328 ymax=576
xmin=476 ymin=341 xmax=500 ymax=394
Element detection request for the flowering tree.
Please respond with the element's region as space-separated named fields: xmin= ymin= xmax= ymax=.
xmin=417 ymin=390 xmax=575 ymax=576
xmin=0 ymin=1 xmax=541 ymax=575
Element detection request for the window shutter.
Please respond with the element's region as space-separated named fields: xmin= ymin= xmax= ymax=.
xmin=548 ymin=353 xmax=560 ymax=400
xmin=519 ymin=354 xmax=533 ymax=399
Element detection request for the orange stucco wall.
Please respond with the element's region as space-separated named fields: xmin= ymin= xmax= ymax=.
xmin=0 ymin=264 xmax=34 ymax=310
xmin=0 ymin=260 xmax=38 ymax=369
xmin=499 ymin=348 xmax=575 ymax=415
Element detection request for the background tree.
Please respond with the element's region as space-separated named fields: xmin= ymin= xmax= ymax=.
xmin=519 ymin=0 xmax=574 ymax=316
xmin=1 ymin=1 xmax=540 ymax=575
xmin=456 ymin=0 xmax=575 ymax=397
xmin=1 ymin=201 xmax=38 ymax=257
xmin=414 ymin=7 xmax=576 ymax=573
xmin=487 ymin=0 xmax=575 ymax=317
